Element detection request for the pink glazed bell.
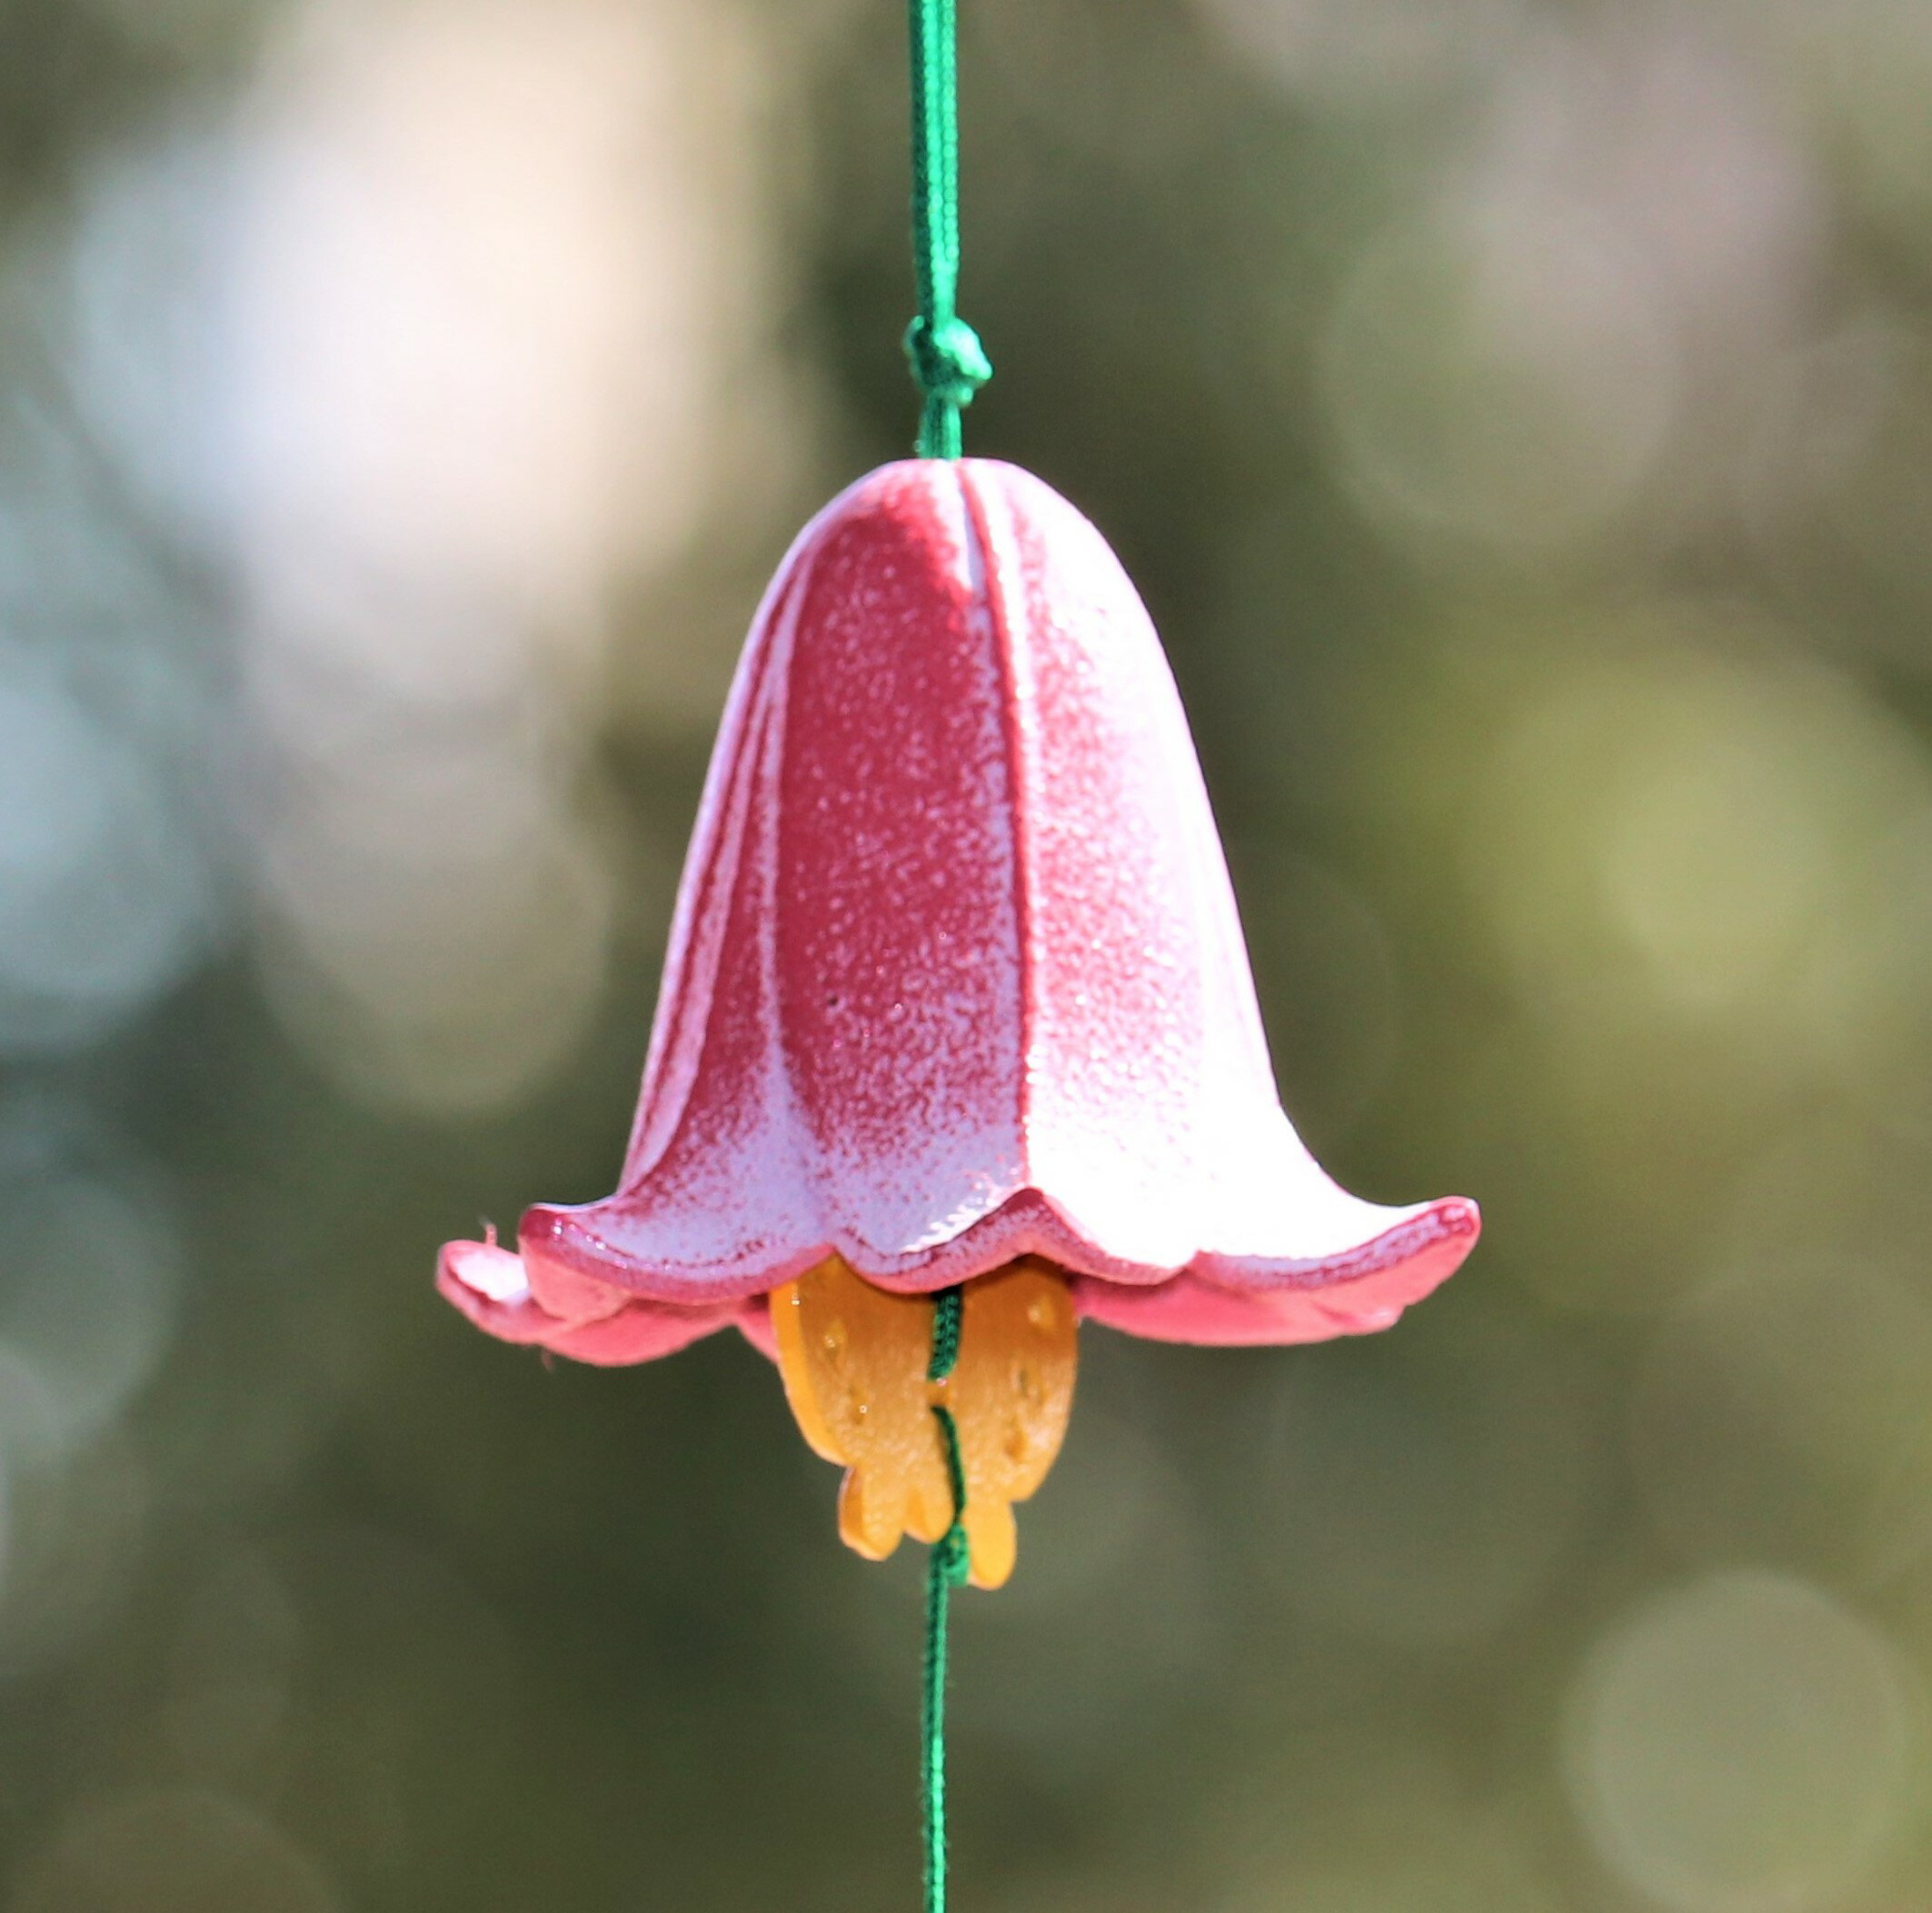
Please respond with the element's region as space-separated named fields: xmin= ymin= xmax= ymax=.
xmin=440 ymin=457 xmax=1478 ymax=1585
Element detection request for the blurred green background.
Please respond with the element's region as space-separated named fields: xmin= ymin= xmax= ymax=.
xmin=4 ymin=0 xmax=1932 ymax=1907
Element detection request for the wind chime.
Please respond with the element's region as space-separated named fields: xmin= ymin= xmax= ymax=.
xmin=438 ymin=4 xmax=1479 ymax=1903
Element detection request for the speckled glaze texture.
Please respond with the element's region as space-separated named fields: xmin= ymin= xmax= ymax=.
xmin=439 ymin=460 xmax=1479 ymax=1362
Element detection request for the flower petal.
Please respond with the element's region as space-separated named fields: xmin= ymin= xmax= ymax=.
xmin=437 ymin=1239 xmax=748 ymax=1365
xmin=1075 ymin=1198 xmax=1479 ymax=1345
xmin=441 ymin=458 xmax=1477 ymax=1361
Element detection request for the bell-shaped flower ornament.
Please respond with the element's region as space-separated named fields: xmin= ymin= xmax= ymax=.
xmin=440 ymin=458 xmax=1479 ymax=1587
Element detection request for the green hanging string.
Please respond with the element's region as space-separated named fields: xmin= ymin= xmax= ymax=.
xmin=908 ymin=9 xmax=980 ymax=1898
xmin=923 ymin=1288 xmax=970 ymax=1913
xmin=905 ymin=0 xmax=991 ymax=458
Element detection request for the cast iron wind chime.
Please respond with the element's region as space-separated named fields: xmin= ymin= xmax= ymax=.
xmin=439 ymin=3 xmax=1479 ymax=1904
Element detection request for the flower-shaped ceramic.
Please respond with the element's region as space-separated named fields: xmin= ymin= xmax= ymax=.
xmin=439 ymin=458 xmax=1478 ymax=1579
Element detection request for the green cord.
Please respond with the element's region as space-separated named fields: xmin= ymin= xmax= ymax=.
xmin=906 ymin=29 xmax=980 ymax=1902
xmin=905 ymin=0 xmax=991 ymax=458
xmin=923 ymin=1289 xmax=969 ymax=1913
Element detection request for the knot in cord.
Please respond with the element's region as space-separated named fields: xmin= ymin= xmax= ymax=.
xmin=905 ymin=314 xmax=992 ymax=413
xmin=931 ymin=1521 xmax=971 ymax=1589
xmin=906 ymin=0 xmax=988 ymax=460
